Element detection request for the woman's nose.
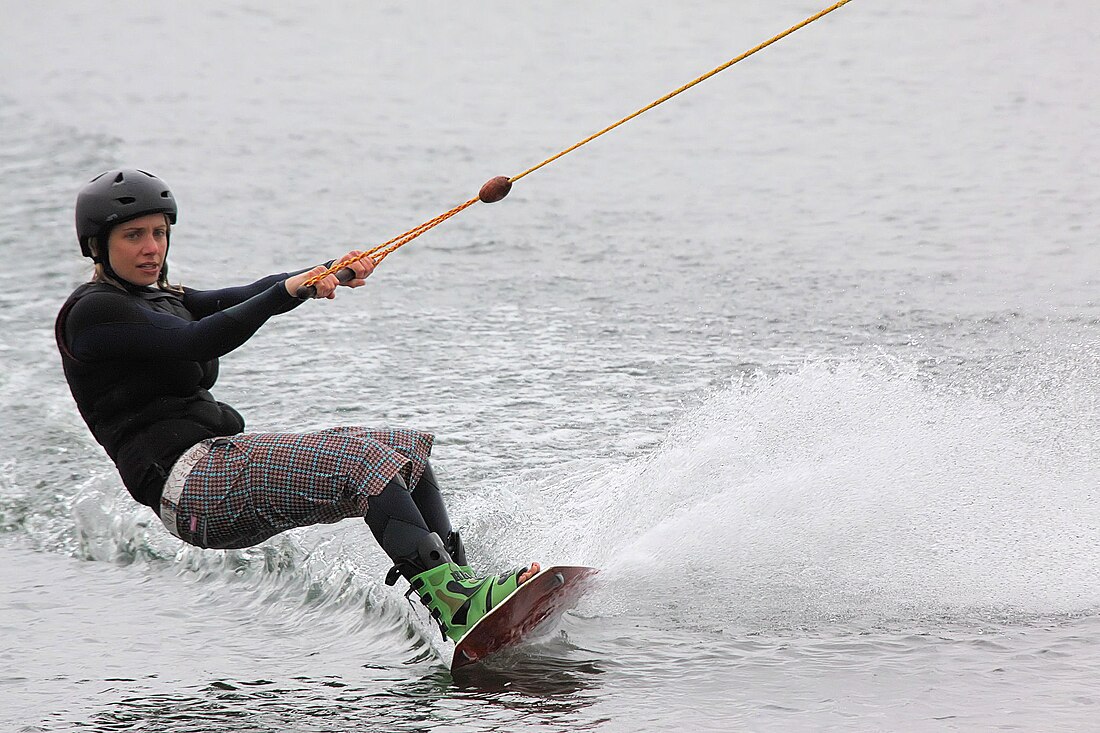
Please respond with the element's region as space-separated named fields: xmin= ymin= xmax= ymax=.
xmin=139 ymin=233 xmax=160 ymax=252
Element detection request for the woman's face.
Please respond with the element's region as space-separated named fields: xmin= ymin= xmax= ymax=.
xmin=106 ymin=213 xmax=169 ymax=286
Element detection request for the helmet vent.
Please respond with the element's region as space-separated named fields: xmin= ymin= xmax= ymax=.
xmin=116 ymin=196 xmax=136 ymax=205
xmin=113 ymin=172 xmax=125 ymax=183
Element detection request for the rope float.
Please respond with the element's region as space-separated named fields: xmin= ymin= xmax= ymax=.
xmin=297 ymin=0 xmax=854 ymax=299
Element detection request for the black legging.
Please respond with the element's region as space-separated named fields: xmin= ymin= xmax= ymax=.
xmin=409 ymin=462 xmax=453 ymax=541
xmin=364 ymin=461 xmax=454 ymax=563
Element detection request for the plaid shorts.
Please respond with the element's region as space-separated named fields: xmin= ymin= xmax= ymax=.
xmin=160 ymin=426 xmax=433 ymax=550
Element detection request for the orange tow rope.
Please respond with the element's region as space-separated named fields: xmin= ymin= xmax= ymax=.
xmin=304 ymin=0 xmax=854 ymax=290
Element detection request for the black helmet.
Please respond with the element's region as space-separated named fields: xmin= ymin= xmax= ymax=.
xmin=75 ymin=169 xmax=177 ymax=259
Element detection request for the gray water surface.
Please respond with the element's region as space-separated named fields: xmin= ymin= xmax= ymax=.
xmin=1 ymin=1 xmax=1098 ymax=731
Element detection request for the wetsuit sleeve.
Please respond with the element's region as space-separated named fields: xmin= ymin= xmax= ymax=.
xmin=181 ymin=273 xmax=290 ymax=317
xmin=65 ymin=283 xmax=304 ymax=363
xmin=182 ymin=266 xmax=327 ymax=317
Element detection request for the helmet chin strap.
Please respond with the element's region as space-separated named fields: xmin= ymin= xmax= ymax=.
xmin=88 ymin=237 xmax=121 ymax=282
xmin=90 ymin=240 xmax=140 ymax=291
xmin=159 ymin=232 xmax=171 ymax=286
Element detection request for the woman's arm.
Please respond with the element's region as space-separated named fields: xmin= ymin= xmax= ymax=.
xmin=65 ymin=282 xmax=302 ymax=363
xmin=182 ymin=273 xmax=293 ymax=317
xmin=66 ymin=251 xmax=376 ymax=363
xmin=183 ymin=251 xmax=372 ymax=314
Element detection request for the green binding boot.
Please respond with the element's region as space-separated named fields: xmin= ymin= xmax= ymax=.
xmin=396 ymin=532 xmax=537 ymax=642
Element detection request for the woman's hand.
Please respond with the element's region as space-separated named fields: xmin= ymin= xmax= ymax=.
xmin=285 ymin=251 xmax=375 ymax=300
xmin=332 ymin=250 xmax=374 ymax=288
xmin=285 ymin=266 xmax=339 ymax=299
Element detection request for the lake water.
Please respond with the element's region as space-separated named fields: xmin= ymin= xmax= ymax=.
xmin=1 ymin=1 xmax=1098 ymax=730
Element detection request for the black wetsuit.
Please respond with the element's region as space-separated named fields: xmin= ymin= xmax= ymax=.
xmin=55 ymin=275 xmax=303 ymax=510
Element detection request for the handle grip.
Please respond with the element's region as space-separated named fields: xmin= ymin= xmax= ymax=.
xmin=294 ymin=266 xmax=356 ymax=300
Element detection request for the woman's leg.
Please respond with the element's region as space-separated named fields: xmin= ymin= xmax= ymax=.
xmin=364 ymin=472 xmax=540 ymax=642
xmin=172 ymin=430 xmax=419 ymax=550
xmin=364 ymin=473 xmax=432 ymax=561
xmin=409 ymin=461 xmax=467 ymax=567
xmin=168 ymin=430 xmax=537 ymax=642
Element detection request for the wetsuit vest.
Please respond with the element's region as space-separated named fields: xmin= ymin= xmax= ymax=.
xmin=55 ymin=276 xmax=301 ymax=510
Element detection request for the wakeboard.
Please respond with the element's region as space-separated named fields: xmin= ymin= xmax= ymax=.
xmin=451 ymin=565 xmax=598 ymax=670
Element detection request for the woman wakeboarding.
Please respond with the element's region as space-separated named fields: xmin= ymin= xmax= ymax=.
xmin=55 ymin=168 xmax=538 ymax=642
